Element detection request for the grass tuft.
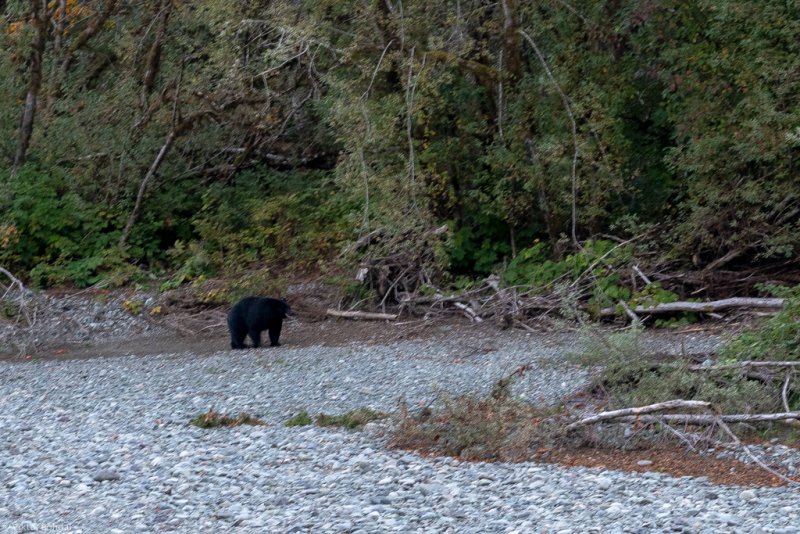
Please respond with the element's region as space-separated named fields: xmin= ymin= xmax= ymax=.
xmin=190 ymin=408 xmax=265 ymax=428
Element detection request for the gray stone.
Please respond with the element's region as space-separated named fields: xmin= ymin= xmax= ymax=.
xmin=92 ymin=469 xmax=120 ymax=482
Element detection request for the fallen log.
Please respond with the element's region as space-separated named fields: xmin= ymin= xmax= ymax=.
xmin=325 ymin=309 xmax=398 ymax=321
xmin=566 ymin=399 xmax=711 ymax=430
xmin=599 ymin=297 xmax=784 ymax=317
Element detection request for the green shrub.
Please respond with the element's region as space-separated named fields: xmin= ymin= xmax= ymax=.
xmin=502 ymin=239 xmax=635 ymax=309
xmin=190 ymin=168 xmax=354 ymax=275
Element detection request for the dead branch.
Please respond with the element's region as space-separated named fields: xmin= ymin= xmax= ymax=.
xmin=613 ymin=412 xmax=800 ymax=425
xmin=566 ymin=399 xmax=711 ymax=430
xmin=600 ymin=297 xmax=784 ymax=317
xmin=453 ymin=301 xmax=482 ymax=322
xmin=568 ymin=235 xmax=642 ymax=290
xmin=632 ymin=265 xmax=652 ymax=285
xmin=617 ymin=299 xmax=639 ymax=323
xmin=0 ymin=266 xmax=32 ymax=327
xmin=780 ymin=372 xmax=800 ymax=428
xmin=326 ymin=309 xmax=398 ymax=321
xmin=690 ymin=360 xmax=800 ymax=372
xmin=714 ymin=417 xmax=800 ymax=486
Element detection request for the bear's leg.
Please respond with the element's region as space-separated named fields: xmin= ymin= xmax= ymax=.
xmin=228 ymin=316 xmax=247 ymax=349
xmin=268 ymin=320 xmax=282 ymax=347
xmin=248 ymin=328 xmax=262 ymax=348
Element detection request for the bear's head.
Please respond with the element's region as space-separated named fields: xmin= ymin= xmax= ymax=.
xmin=280 ymin=298 xmax=293 ymax=318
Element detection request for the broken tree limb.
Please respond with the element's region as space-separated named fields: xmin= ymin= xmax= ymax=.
xmin=632 ymin=264 xmax=652 ymax=285
xmin=326 ymin=309 xmax=397 ymax=321
xmin=613 ymin=412 xmax=800 ymax=425
xmin=599 ymin=297 xmax=784 ymax=317
xmin=453 ymin=302 xmax=483 ymax=322
xmin=780 ymin=372 xmax=800 ymax=428
xmin=714 ymin=417 xmax=800 ymax=486
xmin=618 ymin=299 xmax=640 ymax=323
xmin=566 ymin=399 xmax=712 ymax=430
xmin=690 ymin=360 xmax=800 ymax=371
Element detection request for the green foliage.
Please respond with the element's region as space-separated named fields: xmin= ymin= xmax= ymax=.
xmin=0 ymin=166 xmax=127 ymax=287
xmin=447 ymin=214 xmax=516 ymax=275
xmin=720 ymin=284 xmax=800 ymax=363
xmin=191 ymin=168 xmax=353 ymax=275
xmin=284 ymin=410 xmax=313 ymax=427
xmin=1 ymin=0 xmax=798 ymax=289
xmin=160 ymin=241 xmax=216 ymax=291
xmin=121 ymin=299 xmax=144 ymax=315
xmin=502 ymin=240 xmax=634 ymax=308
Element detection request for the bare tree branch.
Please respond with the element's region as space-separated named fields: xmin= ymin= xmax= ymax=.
xmin=326 ymin=309 xmax=398 ymax=321
xmin=714 ymin=417 xmax=800 ymax=486
xmin=566 ymin=399 xmax=711 ymax=430
xmin=602 ymin=297 xmax=785 ymax=318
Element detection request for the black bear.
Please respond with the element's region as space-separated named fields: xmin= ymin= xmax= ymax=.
xmin=227 ymin=297 xmax=292 ymax=349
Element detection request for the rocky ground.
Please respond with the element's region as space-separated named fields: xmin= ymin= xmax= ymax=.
xmin=1 ymin=291 xmax=800 ymax=533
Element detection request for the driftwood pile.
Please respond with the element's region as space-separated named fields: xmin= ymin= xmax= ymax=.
xmin=329 ymin=234 xmax=786 ymax=325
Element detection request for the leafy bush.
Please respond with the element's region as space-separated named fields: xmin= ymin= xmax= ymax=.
xmin=191 ymin=168 xmax=354 ymax=275
xmin=0 ymin=166 xmax=129 ymax=287
xmin=390 ymin=374 xmax=564 ymax=462
xmin=502 ymin=240 xmax=635 ymax=309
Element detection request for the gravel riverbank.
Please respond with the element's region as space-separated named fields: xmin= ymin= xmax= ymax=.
xmin=1 ymin=327 xmax=798 ymax=533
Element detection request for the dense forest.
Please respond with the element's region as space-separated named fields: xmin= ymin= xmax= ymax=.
xmin=1 ymin=0 xmax=798 ymax=307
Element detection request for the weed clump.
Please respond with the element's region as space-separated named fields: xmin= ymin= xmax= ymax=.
xmin=190 ymin=408 xmax=265 ymax=428
xmin=390 ymin=375 xmax=565 ymax=462
xmin=285 ymin=408 xmax=388 ymax=429
xmin=285 ymin=410 xmax=313 ymax=427
xmin=315 ymin=408 xmax=388 ymax=429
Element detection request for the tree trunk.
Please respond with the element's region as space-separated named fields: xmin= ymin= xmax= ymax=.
xmin=500 ymin=0 xmax=521 ymax=80
xmin=140 ymin=0 xmax=173 ymax=118
xmin=13 ymin=0 xmax=50 ymax=170
xmin=566 ymin=399 xmax=711 ymax=430
xmin=117 ymin=130 xmax=177 ymax=249
xmin=60 ymin=0 xmax=118 ymax=74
